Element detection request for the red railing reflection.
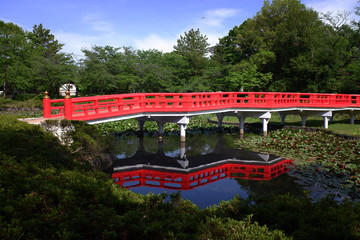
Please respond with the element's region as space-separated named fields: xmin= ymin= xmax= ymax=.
xmin=112 ymin=159 xmax=293 ymax=190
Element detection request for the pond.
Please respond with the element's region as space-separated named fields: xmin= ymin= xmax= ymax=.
xmin=111 ymin=133 xmax=359 ymax=208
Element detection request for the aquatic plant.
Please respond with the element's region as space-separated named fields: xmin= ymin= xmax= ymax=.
xmin=237 ymin=129 xmax=360 ymax=191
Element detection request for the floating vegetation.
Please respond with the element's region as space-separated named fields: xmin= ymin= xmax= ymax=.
xmin=237 ymin=129 xmax=360 ymax=194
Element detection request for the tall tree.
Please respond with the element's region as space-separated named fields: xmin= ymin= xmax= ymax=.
xmin=27 ymin=24 xmax=75 ymax=95
xmin=213 ymin=0 xmax=356 ymax=93
xmin=0 ymin=20 xmax=31 ymax=97
xmin=173 ymin=28 xmax=210 ymax=91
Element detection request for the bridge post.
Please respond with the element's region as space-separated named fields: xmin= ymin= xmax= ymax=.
xmin=320 ymin=111 xmax=332 ymax=129
xmin=216 ymin=113 xmax=224 ymax=132
xmin=157 ymin=140 xmax=165 ymax=155
xmin=156 ymin=121 xmax=165 ymax=141
xmin=177 ymin=116 xmax=190 ymax=143
xmin=301 ymin=115 xmax=307 ymax=127
xmin=262 ymin=118 xmax=270 ymax=136
xmin=43 ymin=91 xmax=51 ymax=118
xmin=350 ymin=114 xmax=355 ymax=124
xmin=258 ymin=112 xmax=271 ymax=136
xmin=238 ymin=116 xmax=245 ymax=135
xmin=323 ymin=116 xmax=330 ymax=129
xmin=279 ymin=112 xmax=287 ymax=126
xmin=137 ymin=137 xmax=145 ymax=152
xmin=179 ymin=124 xmax=187 ymax=142
xmin=180 ymin=142 xmax=186 ymax=159
xmin=64 ymin=91 xmax=73 ymax=120
xmin=137 ymin=119 xmax=145 ymax=137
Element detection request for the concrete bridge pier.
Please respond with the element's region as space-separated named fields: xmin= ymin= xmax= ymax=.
xmin=335 ymin=110 xmax=358 ymax=124
xmin=279 ymin=112 xmax=287 ymax=126
xmin=216 ymin=113 xmax=224 ymax=132
xmin=237 ymin=115 xmax=245 ymax=135
xmin=257 ymin=112 xmax=271 ymax=136
xmin=180 ymin=142 xmax=186 ymax=159
xmin=137 ymin=136 xmax=146 ymax=152
xmin=138 ymin=116 xmax=190 ymax=142
xmin=351 ymin=114 xmax=355 ymax=124
xmin=157 ymin=140 xmax=165 ymax=156
xmin=323 ymin=116 xmax=330 ymax=129
xmin=137 ymin=119 xmax=145 ymax=137
xmin=301 ymin=115 xmax=307 ymax=127
xmin=262 ymin=118 xmax=270 ymax=136
xmin=299 ymin=111 xmax=332 ymax=129
xmin=178 ymin=117 xmax=189 ymax=142
xmin=179 ymin=123 xmax=187 ymax=142
xmin=318 ymin=111 xmax=332 ymax=129
xmin=156 ymin=120 xmax=165 ymax=142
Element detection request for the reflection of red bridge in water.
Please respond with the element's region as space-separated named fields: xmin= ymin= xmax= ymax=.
xmin=112 ymin=159 xmax=293 ymax=190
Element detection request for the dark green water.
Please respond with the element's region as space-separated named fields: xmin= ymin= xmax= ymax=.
xmin=112 ymin=133 xmax=359 ymax=208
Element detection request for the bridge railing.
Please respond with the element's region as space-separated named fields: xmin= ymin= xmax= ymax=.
xmin=112 ymin=159 xmax=293 ymax=190
xmin=43 ymin=91 xmax=360 ymax=120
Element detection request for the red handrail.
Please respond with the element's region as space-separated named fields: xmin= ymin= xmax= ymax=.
xmin=112 ymin=159 xmax=293 ymax=190
xmin=43 ymin=92 xmax=360 ymax=120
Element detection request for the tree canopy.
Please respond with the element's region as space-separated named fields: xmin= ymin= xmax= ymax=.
xmin=1 ymin=0 xmax=359 ymax=97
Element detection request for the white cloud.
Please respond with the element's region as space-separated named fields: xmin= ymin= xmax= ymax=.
xmin=305 ymin=0 xmax=359 ymax=25
xmin=205 ymin=32 xmax=224 ymax=47
xmin=199 ymin=8 xmax=239 ymax=28
xmin=82 ymin=13 xmax=115 ymax=33
xmin=134 ymin=34 xmax=175 ymax=52
xmin=56 ymin=31 xmax=99 ymax=57
xmin=305 ymin=0 xmax=356 ymax=14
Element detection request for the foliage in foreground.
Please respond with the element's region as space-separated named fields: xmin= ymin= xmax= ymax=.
xmin=208 ymin=194 xmax=360 ymax=240
xmin=2 ymin=115 xmax=360 ymax=239
xmin=0 ymin=115 xmax=288 ymax=239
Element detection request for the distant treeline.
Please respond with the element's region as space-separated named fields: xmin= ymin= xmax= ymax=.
xmin=1 ymin=0 xmax=360 ymax=98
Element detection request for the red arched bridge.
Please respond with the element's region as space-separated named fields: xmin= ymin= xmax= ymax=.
xmin=43 ymin=91 xmax=360 ymax=141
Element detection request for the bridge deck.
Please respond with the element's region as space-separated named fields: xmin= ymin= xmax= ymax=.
xmin=43 ymin=92 xmax=360 ymax=122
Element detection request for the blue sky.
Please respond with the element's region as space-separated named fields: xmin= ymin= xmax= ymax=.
xmin=1 ymin=0 xmax=358 ymax=58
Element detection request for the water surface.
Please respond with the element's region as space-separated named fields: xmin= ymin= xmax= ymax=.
xmin=112 ymin=133 xmax=358 ymax=208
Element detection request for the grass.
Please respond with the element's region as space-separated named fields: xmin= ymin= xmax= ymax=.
xmin=0 ymin=96 xmax=43 ymax=118
xmin=210 ymin=113 xmax=360 ymax=136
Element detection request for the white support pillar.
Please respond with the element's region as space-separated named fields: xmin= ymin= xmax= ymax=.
xmin=262 ymin=118 xmax=270 ymax=136
xmin=177 ymin=142 xmax=188 ymax=168
xmin=180 ymin=142 xmax=186 ymax=160
xmin=323 ymin=116 xmax=330 ymax=129
xmin=319 ymin=111 xmax=332 ymax=129
xmin=179 ymin=123 xmax=187 ymax=143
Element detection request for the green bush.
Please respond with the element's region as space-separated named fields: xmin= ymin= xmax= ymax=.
xmin=0 ymin=116 xmax=291 ymax=239
xmin=13 ymin=93 xmax=37 ymax=101
xmin=211 ymin=194 xmax=360 ymax=240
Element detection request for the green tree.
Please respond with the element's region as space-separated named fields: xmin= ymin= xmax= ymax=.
xmin=27 ymin=24 xmax=75 ymax=95
xmin=0 ymin=20 xmax=31 ymax=97
xmin=214 ymin=0 xmax=352 ymax=92
xmin=80 ymin=46 xmax=142 ymax=94
xmin=160 ymin=52 xmax=190 ymax=92
xmin=173 ymin=28 xmax=210 ymax=91
xmin=135 ymin=49 xmax=169 ymax=92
